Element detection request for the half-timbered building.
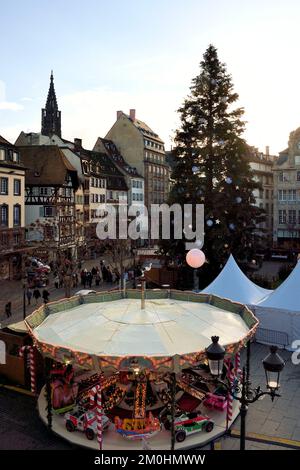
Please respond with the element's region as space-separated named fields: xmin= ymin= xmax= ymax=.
xmin=18 ymin=145 xmax=79 ymax=260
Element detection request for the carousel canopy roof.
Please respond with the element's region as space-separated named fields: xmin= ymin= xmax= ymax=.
xmin=201 ymin=255 xmax=272 ymax=305
xmin=257 ymin=260 xmax=300 ymax=310
xmin=32 ymin=297 xmax=251 ymax=358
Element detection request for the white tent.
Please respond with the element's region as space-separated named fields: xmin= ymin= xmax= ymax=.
xmin=255 ymin=260 xmax=300 ymax=348
xmin=201 ymin=254 xmax=272 ymax=305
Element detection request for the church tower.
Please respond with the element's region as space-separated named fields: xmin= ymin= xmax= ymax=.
xmin=41 ymin=71 xmax=61 ymax=137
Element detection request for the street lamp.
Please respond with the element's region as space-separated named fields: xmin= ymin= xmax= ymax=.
xmin=205 ymin=337 xmax=285 ymax=450
xmin=262 ymin=345 xmax=285 ymax=397
xmin=23 ymin=282 xmax=26 ymax=320
xmin=205 ymin=336 xmax=225 ymax=377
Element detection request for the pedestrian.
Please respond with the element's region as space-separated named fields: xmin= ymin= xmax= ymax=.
xmin=106 ymin=266 xmax=112 ymax=283
xmin=102 ymin=265 xmax=108 ymax=282
xmin=91 ymin=266 xmax=97 ymax=277
xmin=87 ymin=271 xmax=93 ymax=288
xmin=26 ymin=288 xmax=32 ymax=306
xmin=42 ymin=289 xmax=50 ymax=304
xmin=95 ymin=272 xmax=101 ymax=287
xmin=5 ymin=302 xmax=12 ymax=318
xmin=54 ymin=274 xmax=59 ymax=289
xmin=33 ymin=288 xmax=41 ymax=305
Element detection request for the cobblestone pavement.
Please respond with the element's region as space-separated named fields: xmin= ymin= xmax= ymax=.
xmin=0 ymin=344 xmax=299 ymax=450
xmin=0 ymin=388 xmax=72 ymax=450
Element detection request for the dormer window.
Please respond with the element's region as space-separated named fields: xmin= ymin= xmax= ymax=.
xmin=13 ymin=152 xmax=19 ymax=163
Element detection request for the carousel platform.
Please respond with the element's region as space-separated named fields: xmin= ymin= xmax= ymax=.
xmin=25 ymin=289 xmax=258 ymax=451
xmin=37 ymin=386 xmax=240 ymax=450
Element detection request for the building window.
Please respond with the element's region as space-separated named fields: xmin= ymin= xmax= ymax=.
xmin=14 ymin=179 xmax=21 ymax=196
xmin=0 ymin=177 xmax=8 ymax=195
xmin=0 ymin=204 xmax=8 ymax=226
xmin=289 ymin=210 xmax=296 ymax=225
xmin=278 ymin=189 xmax=296 ymax=201
xmin=0 ymin=149 xmax=5 ymax=161
xmin=44 ymin=206 xmax=55 ymax=217
xmin=297 ymin=171 xmax=300 ymax=182
xmin=13 ymin=233 xmax=20 ymax=245
xmin=40 ymin=187 xmax=49 ymax=196
xmin=1 ymin=232 xmax=8 ymax=245
xmin=13 ymin=152 xmax=19 ymax=163
xmin=279 ymin=210 xmax=286 ymax=224
xmin=13 ymin=204 xmax=21 ymax=226
xmin=279 ymin=172 xmax=289 ymax=182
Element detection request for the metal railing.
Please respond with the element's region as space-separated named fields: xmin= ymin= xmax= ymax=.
xmin=255 ymin=328 xmax=289 ymax=348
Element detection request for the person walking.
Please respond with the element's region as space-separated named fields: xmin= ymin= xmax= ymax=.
xmin=5 ymin=302 xmax=12 ymax=318
xmin=87 ymin=271 xmax=93 ymax=289
xmin=54 ymin=274 xmax=60 ymax=289
xmin=26 ymin=288 xmax=32 ymax=306
xmin=33 ymin=288 xmax=41 ymax=305
xmin=42 ymin=289 xmax=50 ymax=304
xmin=95 ymin=271 xmax=101 ymax=287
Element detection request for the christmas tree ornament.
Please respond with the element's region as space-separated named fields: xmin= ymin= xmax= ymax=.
xmin=186 ymin=249 xmax=206 ymax=268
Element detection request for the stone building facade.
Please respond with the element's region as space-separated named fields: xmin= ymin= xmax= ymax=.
xmin=273 ymin=127 xmax=300 ymax=248
xmin=0 ymin=136 xmax=26 ymax=279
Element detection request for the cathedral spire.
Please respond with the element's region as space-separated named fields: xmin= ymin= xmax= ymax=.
xmin=41 ymin=71 xmax=61 ymax=137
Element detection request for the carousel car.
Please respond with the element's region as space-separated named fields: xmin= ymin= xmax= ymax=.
xmin=65 ymin=407 xmax=110 ymax=440
xmin=163 ymin=412 xmax=214 ymax=442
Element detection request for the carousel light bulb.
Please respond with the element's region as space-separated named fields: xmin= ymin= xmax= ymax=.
xmin=186 ymin=249 xmax=206 ymax=269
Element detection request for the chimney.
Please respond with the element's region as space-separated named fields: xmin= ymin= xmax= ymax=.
xmin=117 ymin=110 xmax=123 ymax=120
xmin=265 ymin=146 xmax=270 ymax=157
xmin=74 ymin=138 xmax=82 ymax=149
xmin=129 ymin=109 xmax=136 ymax=121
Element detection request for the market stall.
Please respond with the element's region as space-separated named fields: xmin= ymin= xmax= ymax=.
xmin=201 ymin=255 xmax=272 ymax=305
xmin=24 ymin=289 xmax=258 ymax=450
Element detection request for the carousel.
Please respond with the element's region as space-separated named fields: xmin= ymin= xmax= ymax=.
xmin=22 ymin=286 xmax=258 ymax=450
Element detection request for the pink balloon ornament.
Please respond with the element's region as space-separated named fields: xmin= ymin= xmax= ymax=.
xmin=186 ymin=249 xmax=206 ymax=268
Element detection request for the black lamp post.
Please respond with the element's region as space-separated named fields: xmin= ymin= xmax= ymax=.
xmin=262 ymin=345 xmax=285 ymax=397
xmin=205 ymin=336 xmax=225 ymax=377
xmin=23 ymin=282 xmax=26 ymax=320
xmin=205 ymin=337 xmax=285 ymax=451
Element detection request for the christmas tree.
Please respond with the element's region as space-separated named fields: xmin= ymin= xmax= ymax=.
xmin=162 ymin=45 xmax=265 ymax=287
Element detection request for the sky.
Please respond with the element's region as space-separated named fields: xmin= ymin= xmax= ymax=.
xmin=1 ymin=0 xmax=300 ymax=154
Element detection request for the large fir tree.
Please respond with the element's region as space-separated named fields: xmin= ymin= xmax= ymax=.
xmin=163 ymin=45 xmax=265 ymax=286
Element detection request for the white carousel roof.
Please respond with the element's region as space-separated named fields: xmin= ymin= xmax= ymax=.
xmin=34 ymin=298 xmax=250 ymax=357
xmin=201 ymin=255 xmax=272 ymax=305
xmin=257 ymin=260 xmax=300 ymax=310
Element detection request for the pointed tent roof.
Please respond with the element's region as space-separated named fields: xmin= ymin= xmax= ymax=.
xmin=201 ymin=254 xmax=272 ymax=305
xmin=257 ymin=260 xmax=300 ymax=310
